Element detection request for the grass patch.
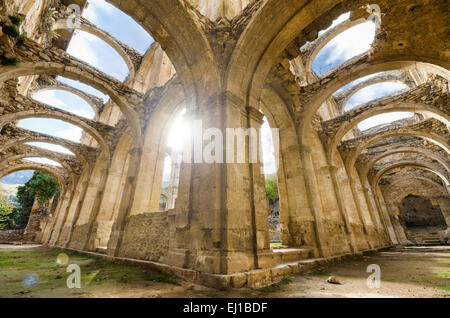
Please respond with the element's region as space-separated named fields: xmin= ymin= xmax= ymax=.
xmin=0 ymin=247 xmax=179 ymax=297
xmin=206 ymin=290 xmax=223 ymax=298
xmin=311 ymin=269 xmax=331 ymax=277
xmin=144 ymin=272 xmax=178 ymax=285
xmin=270 ymin=242 xmax=282 ymax=248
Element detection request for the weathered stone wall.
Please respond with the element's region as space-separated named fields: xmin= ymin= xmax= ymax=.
xmin=116 ymin=212 xmax=169 ymax=262
xmin=401 ymin=195 xmax=447 ymax=229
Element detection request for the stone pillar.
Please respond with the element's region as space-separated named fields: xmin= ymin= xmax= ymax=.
xmin=45 ymin=189 xmax=70 ymax=245
xmin=374 ymin=186 xmax=399 ymax=245
xmin=164 ymin=93 xmax=274 ymax=275
xmin=347 ymin=175 xmax=373 ymax=249
xmin=107 ymin=147 xmax=142 ymax=256
xmin=327 ymin=165 xmax=357 ymax=253
xmin=298 ymin=144 xmax=329 ymax=258
xmin=23 ymin=195 xmax=56 ymax=242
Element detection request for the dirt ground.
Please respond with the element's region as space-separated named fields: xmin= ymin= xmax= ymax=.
xmin=0 ymin=244 xmax=448 ymax=298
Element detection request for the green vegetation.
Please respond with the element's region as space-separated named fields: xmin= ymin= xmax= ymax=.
xmin=9 ymin=16 xmax=23 ymax=26
xmin=2 ymin=25 xmax=20 ymax=38
xmin=2 ymin=171 xmax=60 ymax=229
xmin=0 ymin=248 xmax=179 ymax=297
xmin=144 ymin=272 xmax=178 ymax=284
xmin=1 ymin=56 xmax=19 ymax=66
xmin=0 ymin=194 xmax=14 ymax=230
xmin=265 ymin=174 xmax=279 ymax=204
xmin=260 ymin=275 xmax=294 ymax=293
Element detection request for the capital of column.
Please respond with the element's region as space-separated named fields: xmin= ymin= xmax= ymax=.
xmin=246 ymin=106 xmax=264 ymax=125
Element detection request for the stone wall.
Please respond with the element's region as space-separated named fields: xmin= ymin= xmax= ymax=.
xmin=117 ymin=212 xmax=169 ymax=262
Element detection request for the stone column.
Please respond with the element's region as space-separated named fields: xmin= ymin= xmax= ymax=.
xmin=327 ymin=165 xmax=357 ymax=253
xmin=347 ymin=175 xmax=373 ymax=249
xmin=107 ymin=147 xmax=142 ymax=256
xmin=164 ymin=92 xmax=274 ymax=275
xmin=299 ymin=144 xmax=329 ymax=258
xmin=374 ymin=185 xmax=399 ymax=245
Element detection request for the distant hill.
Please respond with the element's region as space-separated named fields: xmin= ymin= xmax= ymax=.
xmin=0 ymin=183 xmax=20 ymax=205
xmin=0 ymin=170 xmax=34 ymax=185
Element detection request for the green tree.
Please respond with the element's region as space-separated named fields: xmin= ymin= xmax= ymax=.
xmin=0 ymin=194 xmax=14 ymax=230
xmin=4 ymin=171 xmax=60 ymax=229
xmin=265 ymin=174 xmax=279 ymax=204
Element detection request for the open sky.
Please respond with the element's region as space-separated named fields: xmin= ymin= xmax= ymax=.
xmin=5 ymin=3 xmax=413 ymax=183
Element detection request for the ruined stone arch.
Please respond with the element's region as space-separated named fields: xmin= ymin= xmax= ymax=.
xmin=338 ymin=77 xmax=413 ymax=112
xmin=0 ymin=163 xmax=67 ymax=192
xmin=0 ymin=62 xmax=143 ymax=145
xmin=31 ymin=86 xmax=101 ymax=117
xmin=105 ymin=0 xmax=219 ymax=109
xmin=299 ymin=59 xmax=450 ymax=145
xmin=259 ymin=86 xmax=307 ymax=246
xmin=383 ymin=177 xmax=447 ymax=199
xmin=0 ymin=112 xmax=110 ymax=161
xmin=305 ymin=17 xmax=368 ymax=75
xmin=52 ymin=19 xmax=137 ymax=79
xmin=373 ymin=162 xmax=450 ymax=190
xmin=130 ymin=79 xmax=186 ymax=215
xmin=0 ymin=138 xmax=86 ymax=165
xmin=0 ymin=153 xmax=76 ymax=186
xmin=347 ymin=129 xmax=450 ymax=171
xmin=227 ymin=0 xmax=349 ymax=108
xmin=328 ymin=101 xmax=450 ymax=162
xmin=362 ymin=147 xmax=450 ymax=180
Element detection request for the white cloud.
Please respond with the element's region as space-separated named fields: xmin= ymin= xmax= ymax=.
xmin=33 ymin=90 xmax=66 ymax=108
xmin=318 ymin=12 xmax=350 ymax=36
xmin=83 ymin=0 xmax=115 ymax=24
xmin=67 ymin=31 xmax=100 ymax=67
xmin=345 ymin=82 xmax=409 ymax=111
xmin=58 ymin=127 xmax=83 ymax=142
xmin=324 ymin=21 xmax=376 ymax=66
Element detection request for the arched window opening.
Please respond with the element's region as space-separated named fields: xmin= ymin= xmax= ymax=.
xmin=66 ymin=30 xmax=129 ymax=81
xmin=159 ymin=195 xmax=168 ymax=212
xmin=82 ymin=0 xmax=154 ymax=54
xmin=261 ymin=117 xmax=281 ymax=248
xmin=32 ymin=89 xmax=96 ymax=119
xmin=23 ymin=158 xmax=62 ymax=167
xmin=312 ymin=21 xmax=376 ymax=76
xmin=161 ymin=155 xmax=172 ymax=191
xmin=26 ymin=142 xmax=75 ymax=156
xmin=318 ymin=12 xmax=350 ymax=36
xmin=155 ymin=109 xmax=187 ymax=213
xmin=57 ymin=77 xmax=108 ymax=102
xmin=333 ymin=72 xmax=383 ymax=94
xmin=0 ymin=170 xmax=34 ymax=187
xmin=401 ymin=195 xmax=447 ymax=241
xmin=357 ymin=112 xmax=415 ymax=132
xmin=18 ymin=119 xmax=83 ymax=143
xmin=344 ymin=82 xmax=410 ymax=111
xmin=0 ymin=170 xmax=60 ymax=231
xmin=167 ymin=109 xmax=188 ymax=151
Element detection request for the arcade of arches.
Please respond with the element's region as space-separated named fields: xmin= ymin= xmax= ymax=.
xmin=0 ymin=0 xmax=448 ymax=289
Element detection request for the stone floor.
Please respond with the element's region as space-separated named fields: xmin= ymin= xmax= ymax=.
xmin=0 ymin=244 xmax=448 ymax=298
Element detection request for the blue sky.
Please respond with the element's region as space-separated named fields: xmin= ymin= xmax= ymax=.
xmin=3 ymin=3 xmax=416 ymax=182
